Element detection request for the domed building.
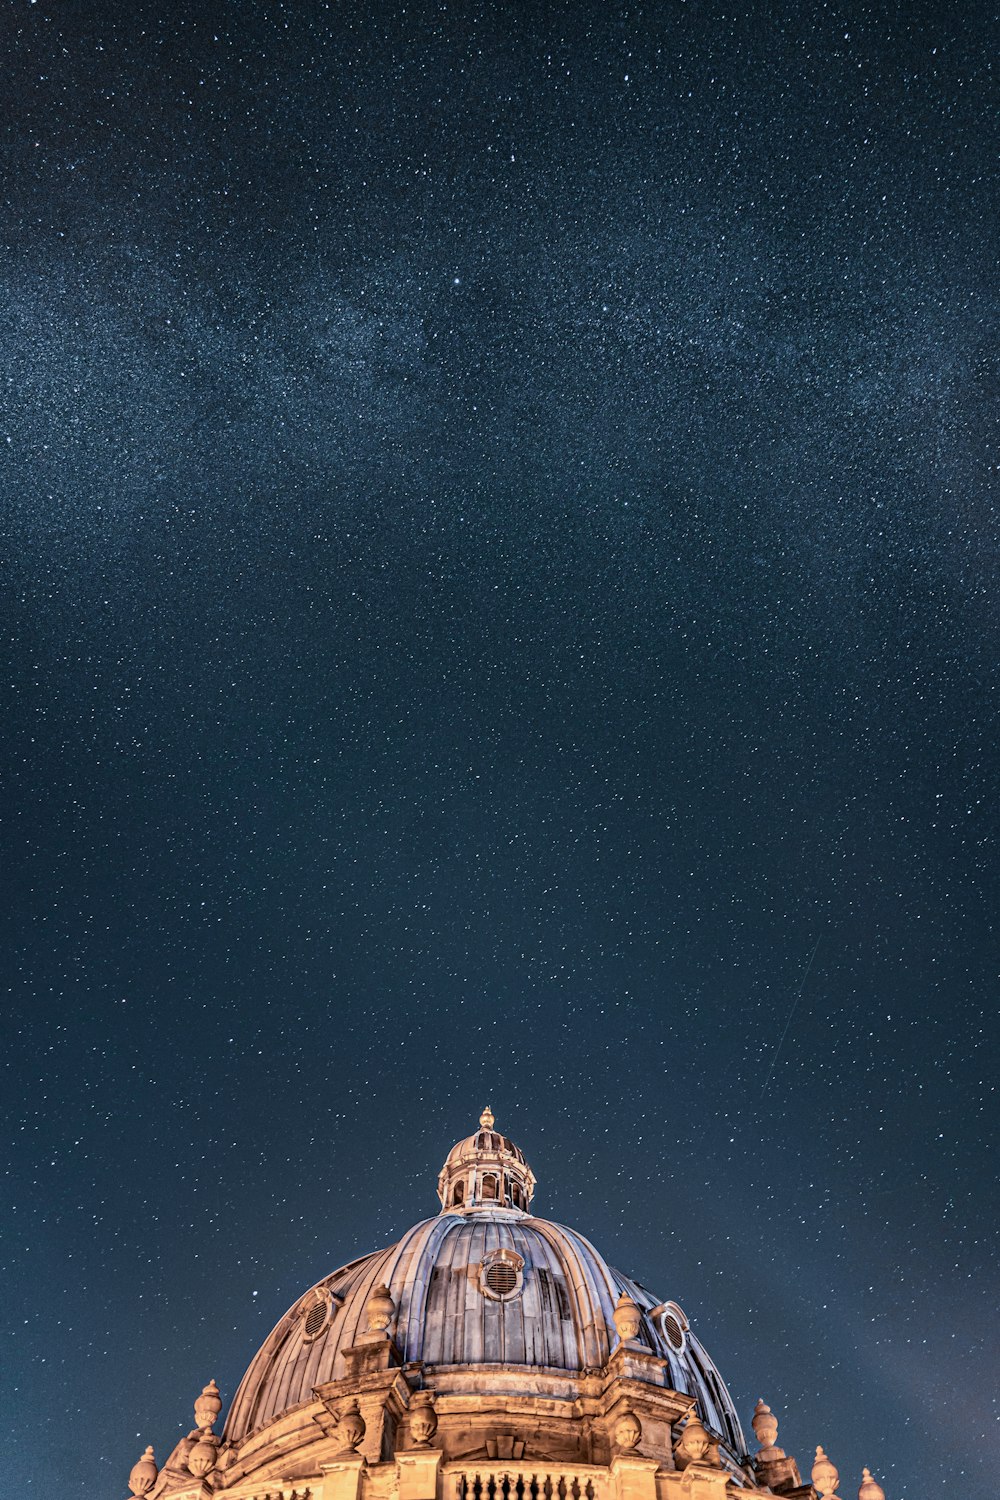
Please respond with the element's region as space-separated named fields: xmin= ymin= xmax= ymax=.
xmin=125 ymin=1112 xmax=886 ymax=1500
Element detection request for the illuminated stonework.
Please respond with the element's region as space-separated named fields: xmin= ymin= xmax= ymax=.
xmin=125 ymin=1113 xmax=886 ymax=1500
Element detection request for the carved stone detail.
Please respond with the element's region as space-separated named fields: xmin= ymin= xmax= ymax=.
xmin=409 ymin=1391 xmax=438 ymax=1446
xmin=613 ymin=1408 xmax=642 ymax=1451
xmin=612 ymin=1293 xmax=642 ymax=1343
xmin=336 ymin=1397 xmax=367 ymax=1453
xmin=812 ymin=1447 xmax=840 ymax=1498
xmin=127 ymin=1446 xmax=158 ymax=1497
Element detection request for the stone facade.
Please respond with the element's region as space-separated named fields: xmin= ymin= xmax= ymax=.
xmin=125 ymin=1112 xmax=887 ymax=1500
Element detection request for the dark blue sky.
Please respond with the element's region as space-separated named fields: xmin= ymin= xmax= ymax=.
xmin=1 ymin=3 xmax=996 ymax=1497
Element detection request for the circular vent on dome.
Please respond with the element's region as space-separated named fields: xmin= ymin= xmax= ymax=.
xmin=480 ymin=1250 xmax=523 ymax=1301
xmin=302 ymin=1296 xmax=330 ymax=1340
xmin=663 ymin=1313 xmax=684 ymax=1350
xmin=485 ymin=1261 xmax=518 ymax=1296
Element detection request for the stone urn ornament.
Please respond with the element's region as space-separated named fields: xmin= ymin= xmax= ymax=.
xmin=751 ymin=1398 xmax=780 ymax=1457
xmin=366 ymin=1282 xmax=395 ymax=1333
xmin=336 ymin=1397 xmax=367 ymax=1452
xmin=194 ymin=1378 xmax=222 ymax=1431
xmin=187 ymin=1432 xmax=218 ymax=1478
xmin=409 ymin=1391 xmax=438 ymax=1446
xmin=677 ymin=1416 xmax=716 ymax=1464
xmin=812 ymin=1446 xmax=840 ymax=1498
xmin=858 ymin=1469 xmax=886 ymax=1500
xmin=128 ymin=1446 xmax=158 ymax=1497
xmin=612 ymin=1291 xmax=642 ymax=1343
xmin=613 ymin=1406 xmax=642 ymax=1451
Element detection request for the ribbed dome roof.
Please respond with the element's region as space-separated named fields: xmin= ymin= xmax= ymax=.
xmin=224 ymin=1115 xmax=745 ymax=1456
xmin=444 ymin=1126 xmax=527 ymax=1167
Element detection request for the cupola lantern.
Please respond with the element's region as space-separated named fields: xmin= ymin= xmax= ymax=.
xmin=436 ymin=1109 xmax=537 ymax=1213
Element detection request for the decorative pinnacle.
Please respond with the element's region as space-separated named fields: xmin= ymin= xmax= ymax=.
xmin=127 ymin=1446 xmax=158 ymax=1498
xmin=858 ymin=1468 xmax=886 ymax=1500
xmin=194 ymin=1377 xmax=222 ymax=1432
xmin=366 ymin=1282 xmax=395 ymax=1332
xmin=752 ymin=1398 xmax=781 ymax=1455
xmin=812 ymin=1446 xmax=841 ymax=1499
xmin=480 ymin=1105 xmax=495 ymax=1129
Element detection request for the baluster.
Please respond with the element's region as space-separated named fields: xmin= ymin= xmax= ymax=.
xmin=543 ymin=1476 xmax=553 ymax=1500
xmin=557 ymin=1477 xmax=567 ymax=1500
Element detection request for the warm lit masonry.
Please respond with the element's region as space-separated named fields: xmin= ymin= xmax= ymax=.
xmin=125 ymin=1109 xmax=888 ymax=1500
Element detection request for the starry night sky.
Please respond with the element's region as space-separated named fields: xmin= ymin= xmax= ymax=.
xmin=2 ymin=3 xmax=997 ymax=1496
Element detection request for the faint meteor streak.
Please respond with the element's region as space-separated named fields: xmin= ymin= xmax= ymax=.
xmin=760 ymin=931 xmax=822 ymax=1093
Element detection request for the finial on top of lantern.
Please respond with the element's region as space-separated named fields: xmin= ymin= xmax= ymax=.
xmin=612 ymin=1290 xmax=643 ymax=1344
xmin=480 ymin=1105 xmax=495 ymax=1129
xmin=858 ymin=1468 xmax=886 ymax=1500
xmin=812 ymin=1446 xmax=841 ymax=1498
xmin=366 ymin=1282 xmax=395 ymax=1333
xmin=194 ymin=1377 xmax=222 ymax=1432
xmin=127 ymin=1445 xmax=158 ymax=1497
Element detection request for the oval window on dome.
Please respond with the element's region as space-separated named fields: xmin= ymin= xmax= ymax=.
xmin=480 ymin=1249 xmax=524 ymax=1301
xmin=301 ymin=1292 xmax=332 ymax=1341
xmin=485 ymin=1261 xmax=517 ymax=1295
xmin=663 ymin=1314 xmax=684 ymax=1350
xmin=657 ymin=1301 xmax=687 ymax=1354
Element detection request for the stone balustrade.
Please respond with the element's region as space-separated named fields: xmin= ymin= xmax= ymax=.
xmin=452 ymin=1465 xmax=610 ymax=1500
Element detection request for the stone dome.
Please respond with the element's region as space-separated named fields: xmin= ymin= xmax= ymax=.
xmin=224 ymin=1112 xmax=744 ymax=1456
xmin=131 ymin=1111 xmax=887 ymax=1500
